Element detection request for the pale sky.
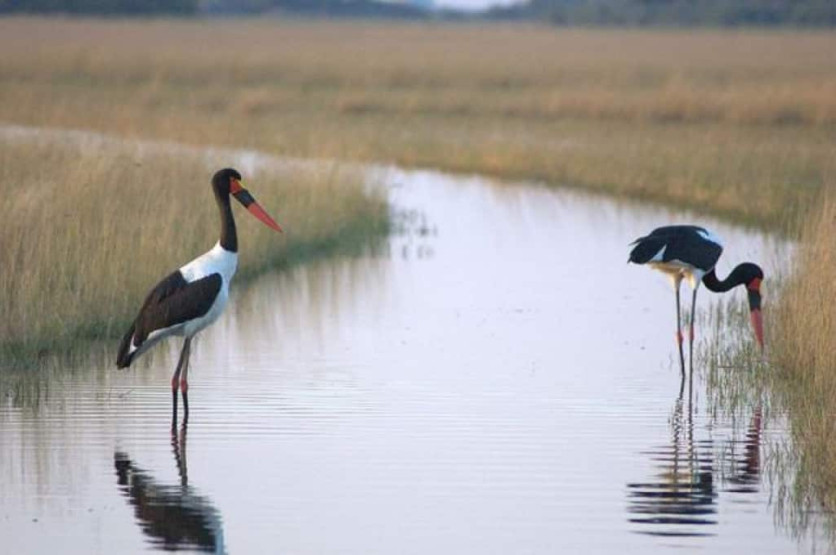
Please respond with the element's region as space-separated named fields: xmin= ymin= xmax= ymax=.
xmin=434 ymin=0 xmax=525 ymax=10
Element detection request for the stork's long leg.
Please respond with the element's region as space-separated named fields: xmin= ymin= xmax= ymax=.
xmin=180 ymin=337 xmax=192 ymax=423
xmin=171 ymin=337 xmax=192 ymax=426
xmin=674 ymin=276 xmax=685 ymax=376
xmin=689 ymin=286 xmax=699 ymax=374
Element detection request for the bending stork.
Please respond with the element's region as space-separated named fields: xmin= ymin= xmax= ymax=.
xmin=629 ymin=225 xmax=764 ymax=373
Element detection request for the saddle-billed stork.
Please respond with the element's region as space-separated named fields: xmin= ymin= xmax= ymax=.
xmin=116 ymin=168 xmax=282 ymax=423
xmin=628 ymin=225 xmax=764 ymax=372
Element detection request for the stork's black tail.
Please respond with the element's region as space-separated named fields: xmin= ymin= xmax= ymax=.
xmin=628 ymin=235 xmax=666 ymax=265
xmin=116 ymin=323 xmax=136 ymax=369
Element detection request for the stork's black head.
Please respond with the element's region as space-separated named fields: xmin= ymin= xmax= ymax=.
xmin=209 ymin=167 xmax=283 ymax=234
xmin=211 ymin=168 xmax=243 ymax=198
xmin=735 ymin=262 xmax=764 ymax=285
xmin=733 ymin=263 xmax=764 ymax=307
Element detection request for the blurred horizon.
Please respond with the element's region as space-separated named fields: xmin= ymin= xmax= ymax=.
xmin=0 ymin=0 xmax=833 ymax=26
xmin=433 ymin=0 xmax=523 ymax=10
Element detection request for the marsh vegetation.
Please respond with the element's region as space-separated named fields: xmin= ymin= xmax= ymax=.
xmin=0 ymin=133 xmax=387 ymax=359
xmin=767 ymin=196 xmax=836 ymax=540
xmin=0 ymin=19 xmax=834 ymax=227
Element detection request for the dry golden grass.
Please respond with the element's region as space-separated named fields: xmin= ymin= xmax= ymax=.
xmin=4 ymin=20 xmax=834 ymax=124
xmin=773 ymin=196 xmax=836 ymax=375
xmin=769 ymin=192 xmax=836 ymax=520
xmin=0 ymin=18 xmax=834 ymax=226
xmin=0 ymin=134 xmax=387 ymax=359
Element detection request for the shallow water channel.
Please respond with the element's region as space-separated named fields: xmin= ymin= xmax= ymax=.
xmin=0 ymin=157 xmax=815 ymax=553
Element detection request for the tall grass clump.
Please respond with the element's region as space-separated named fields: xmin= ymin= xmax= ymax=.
xmin=773 ymin=196 xmax=836 ymax=373
xmin=0 ymin=135 xmax=387 ymax=362
xmin=768 ymin=193 xmax=836 ymax=522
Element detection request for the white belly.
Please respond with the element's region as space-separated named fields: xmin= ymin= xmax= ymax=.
xmin=648 ymin=260 xmax=704 ymax=289
xmin=178 ymin=241 xmax=238 ymax=338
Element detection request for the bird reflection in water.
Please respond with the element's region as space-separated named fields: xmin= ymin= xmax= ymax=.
xmin=626 ymin=375 xmax=763 ymax=537
xmin=723 ymin=405 xmax=763 ymax=494
xmin=114 ymin=425 xmax=226 ymax=554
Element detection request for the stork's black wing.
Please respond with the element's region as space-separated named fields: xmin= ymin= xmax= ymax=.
xmin=116 ymin=271 xmax=221 ymax=368
xmin=629 ymin=225 xmax=723 ymax=272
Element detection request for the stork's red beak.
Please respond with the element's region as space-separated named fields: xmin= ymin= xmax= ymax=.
xmin=750 ymin=308 xmax=764 ymax=349
xmin=230 ymin=179 xmax=283 ymax=233
xmin=747 ymin=280 xmax=764 ymax=349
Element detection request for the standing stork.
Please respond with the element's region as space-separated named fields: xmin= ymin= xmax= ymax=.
xmin=116 ymin=168 xmax=282 ymax=424
xmin=628 ymin=225 xmax=764 ymax=373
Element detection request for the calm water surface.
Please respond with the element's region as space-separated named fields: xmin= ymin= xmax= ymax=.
xmin=0 ymin=149 xmax=813 ymax=553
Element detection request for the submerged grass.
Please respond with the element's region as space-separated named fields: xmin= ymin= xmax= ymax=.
xmin=695 ymin=192 xmax=836 ymax=543
xmin=0 ymin=136 xmax=388 ymax=364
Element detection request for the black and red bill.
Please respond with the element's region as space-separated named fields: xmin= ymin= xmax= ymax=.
xmin=231 ymin=179 xmax=283 ymax=233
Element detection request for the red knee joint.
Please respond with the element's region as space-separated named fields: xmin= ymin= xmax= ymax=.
xmin=180 ymin=379 xmax=188 ymax=394
xmin=676 ymin=331 xmax=684 ymax=344
xmin=171 ymin=377 xmax=179 ymax=391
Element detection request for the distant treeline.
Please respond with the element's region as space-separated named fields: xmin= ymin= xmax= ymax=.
xmin=2 ymin=0 xmax=834 ymax=26
xmin=202 ymin=0 xmax=428 ymax=17
xmin=0 ymin=0 xmax=428 ymax=17
xmin=490 ymin=0 xmax=836 ymax=27
xmin=0 ymin=0 xmax=198 ymax=14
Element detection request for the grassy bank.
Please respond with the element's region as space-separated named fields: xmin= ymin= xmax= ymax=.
xmin=683 ymin=186 xmax=836 ymax=541
xmin=0 ymin=135 xmax=388 ymax=362
xmin=0 ymin=19 xmax=834 ymax=227
xmin=769 ymin=193 xmax=836 ymax=530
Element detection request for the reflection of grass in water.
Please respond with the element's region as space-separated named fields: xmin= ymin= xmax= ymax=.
xmin=0 ymin=136 xmax=388 ymax=366
xmin=0 ymin=342 xmax=112 ymax=410
xmin=697 ymin=286 xmax=836 ymax=547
